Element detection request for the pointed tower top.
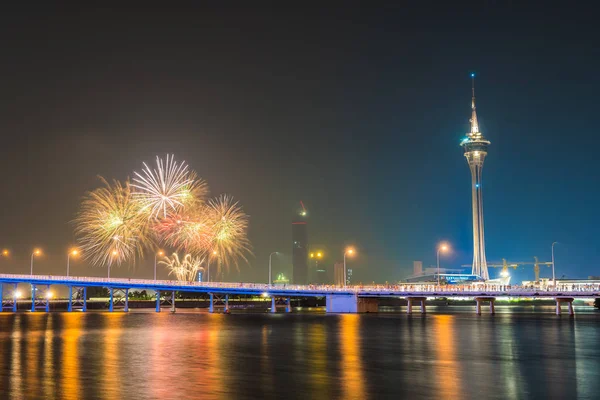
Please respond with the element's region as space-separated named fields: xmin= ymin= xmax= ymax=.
xmin=470 ymin=73 xmax=480 ymax=135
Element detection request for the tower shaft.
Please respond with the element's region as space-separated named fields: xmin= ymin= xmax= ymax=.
xmin=468 ymin=160 xmax=488 ymax=279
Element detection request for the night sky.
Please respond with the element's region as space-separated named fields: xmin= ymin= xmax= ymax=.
xmin=0 ymin=3 xmax=598 ymax=284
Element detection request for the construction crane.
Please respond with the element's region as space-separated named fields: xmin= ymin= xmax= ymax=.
xmin=486 ymin=257 xmax=553 ymax=282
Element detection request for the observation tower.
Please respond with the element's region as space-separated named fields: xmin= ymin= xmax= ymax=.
xmin=460 ymin=74 xmax=491 ymax=280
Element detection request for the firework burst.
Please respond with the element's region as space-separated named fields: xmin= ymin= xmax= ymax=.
xmin=159 ymin=253 xmax=204 ymax=282
xmin=132 ymin=154 xmax=208 ymax=219
xmin=153 ymin=208 xmax=213 ymax=254
xmin=205 ymin=194 xmax=252 ymax=272
xmin=73 ymin=177 xmax=150 ymax=266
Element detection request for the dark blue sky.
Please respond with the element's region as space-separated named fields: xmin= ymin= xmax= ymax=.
xmin=0 ymin=3 xmax=598 ymax=283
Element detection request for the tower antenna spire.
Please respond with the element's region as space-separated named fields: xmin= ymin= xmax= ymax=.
xmin=470 ymin=73 xmax=479 ymax=135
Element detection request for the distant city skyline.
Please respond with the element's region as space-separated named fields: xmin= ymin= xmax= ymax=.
xmin=0 ymin=4 xmax=598 ymax=284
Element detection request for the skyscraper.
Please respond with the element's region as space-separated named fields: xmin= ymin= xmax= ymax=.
xmin=460 ymin=74 xmax=491 ymax=280
xmin=292 ymin=205 xmax=308 ymax=284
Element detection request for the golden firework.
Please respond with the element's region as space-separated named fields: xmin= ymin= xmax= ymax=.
xmin=205 ymin=194 xmax=252 ymax=273
xmin=132 ymin=154 xmax=208 ymax=219
xmin=159 ymin=253 xmax=204 ymax=282
xmin=73 ymin=177 xmax=150 ymax=267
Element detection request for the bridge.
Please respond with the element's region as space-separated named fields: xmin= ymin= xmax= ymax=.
xmin=1 ymin=273 xmax=599 ymax=315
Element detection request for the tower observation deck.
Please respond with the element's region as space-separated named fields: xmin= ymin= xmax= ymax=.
xmin=460 ymin=74 xmax=491 ymax=280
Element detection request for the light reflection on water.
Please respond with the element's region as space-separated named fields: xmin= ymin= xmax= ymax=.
xmin=0 ymin=311 xmax=599 ymax=399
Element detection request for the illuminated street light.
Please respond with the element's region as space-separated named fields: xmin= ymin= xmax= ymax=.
xmin=67 ymin=249 xmax=79 ymax=277
xmin=30 ymin=249 xmax=42 ymax=276
xmin=46 ymin=291 xmax=53 ymax=299
xmin=500 ymin=269 xmax=510 ymax=278
xmin=268 ymin=251 xmax=279 ymax=286
xmin=437 ymin=243 xmax=450 ymax=286
xmin=154 ymin=250 xmax=164 ymax=281
xmin=343 ymin=248 xmax=355 ymax=288
xmin=15 ymin=290 xmax=22 ymax=299
xmin=2 ymin=249 xmax=9 ymax=257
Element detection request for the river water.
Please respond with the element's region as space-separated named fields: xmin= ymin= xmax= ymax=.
xmin=0 ymin=308 xmax=599 ymax=399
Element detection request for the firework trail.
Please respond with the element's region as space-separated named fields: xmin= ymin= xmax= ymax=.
xmin=160 ymin=253 xmax=204 ymax=282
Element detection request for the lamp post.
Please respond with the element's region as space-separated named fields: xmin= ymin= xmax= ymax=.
xmin=436 ymin=243 xmax=449 ymax=286
xmin=67 ymin=249 xmax=78 ymax=277
xmin=30 ymin=249 xmax=41 ymax=276
xmin=268 ymin=252 xmax=278 ymax=286
xmin=207 ymin=250 xmax=217 ymax=282
xmin=154 ymin=250 xmax=164 ymax=281
xmin=551 ymin=241 xmax=558 ymax=285
xmin=343 ymin=248 xmax=355 ymax=288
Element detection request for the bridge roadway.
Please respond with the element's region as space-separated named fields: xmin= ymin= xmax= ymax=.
xmin=1 ymin=273 xmax=599 ymax=315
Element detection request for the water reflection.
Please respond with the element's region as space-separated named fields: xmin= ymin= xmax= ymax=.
xmin=0 ymin=311 xmax=599 ymax=399
xmin=43 ymin=315 xmax=55 ymax=399
xmin=432 ymin=315 xmax=462 ymax=399
xmin=102 ymin=313 xmax=124 ymax=400
xmin=61 ymin=313 xmax=83 ymax=400
xmin=339 ymin=314 xmax=365 ymax=399
xmin=309 ymin=323 xmax=329 ymax=397
xmin=9 ymin=315 xmax=23 ymax=398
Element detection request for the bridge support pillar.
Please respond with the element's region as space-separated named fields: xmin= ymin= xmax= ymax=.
xmin=171 ymin=291 xmax=176 ymax=313
xmin=286 ymin=297 xmax=291 ymax=313
xmin=155 ymin=291 xmax=161 ymax=313
xmin=209 ymin=293 xmax=214 ymax=313
xmin=224 ymin=294 xmax=229 ymax=313
xmin=124 ymin=289 xmax=129 ymax=312
xmin=45 ymin=285 xmax=50 ymax=313
xmin=1 ymin=284 xmax=20 ymax=313
xmin=68 ymin=286 xmax=73 ymax=312
xmin=406 ymin=297 xmax=426 ymax=315
xmin=82 ymin=288 xmax=87 ymax=312
xmin=12 ymin=284 xmax=18 ymax=312
xmin=475 ymin=297 xmax=496 ymax=315
xmin=109 ymin=288 xmax=114 ymax=312
xmin=31 ymin=284 xmax=36 ymax=312
xmin=555 ymin=297 xmax=574 ymax=316
xmin=271 ymin=297 xmax=276 ymax=313
xmin=326 ymin=294 xmax=358 ymax=313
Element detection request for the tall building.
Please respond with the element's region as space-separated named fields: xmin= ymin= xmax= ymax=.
xmin=460 ymin=74 xmax=491 ymax=280
xmin=292 ymin=207 xmax=308 ymax=284
xmin=333 ymin=262 xmax=344 ymax=287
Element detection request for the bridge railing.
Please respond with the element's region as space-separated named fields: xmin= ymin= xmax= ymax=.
xmin=0 ymin=274 xmax=599 ymax=295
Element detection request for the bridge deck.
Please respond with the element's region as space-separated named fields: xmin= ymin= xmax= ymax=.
xmin=1 ymin=274 xmax=599 ymax=298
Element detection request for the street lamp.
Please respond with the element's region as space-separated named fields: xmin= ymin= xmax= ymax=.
xmin=436 ymin=243 xmax=449 ymax=286
xmin=551 ymin=241 xmax=558 ymax=285
xmin=30 ymin=249 xmax=41 ymax=276
xmin=2 ymin=249 xmax=9 ymax=257
xmin=343 ymin=248 xmax=355 ymax=288
xmin=154 ymin=250 xmax=164 ymax=281
xmin=207 ymin=250 xmax=217 ymax=282
xmin=67 ymin=249 xmax=79 ymax=277
xmin=268 ymin=252 xmax=279 ymax=285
